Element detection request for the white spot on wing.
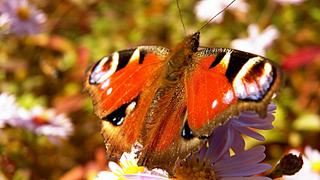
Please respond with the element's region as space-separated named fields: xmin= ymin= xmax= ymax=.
xmin=260 ymin=63 xmax=273 ymax=89
xmin=100 ymin=79 xmax=110 ymax=90
xmin=90 ymin=57 xmax=109 ymax=83
xmin=126 ymin=101 xmax=137 ymax=115
xmin=246 ymin=82 xmax=261 ymax=100
xmin=220 ymin=50 xmax=232 ymax=68
xmin=129 ymin=48 xmax=140 ymax=63
xmin=233 ymin=80 xmax=247 ymax=99
xmin=257 ymin=62 xmax=274 ymax=96
xmin=97 ymin=52 xmax=119 ymax=83
xmin=264 ymin=62 xmax=272 ymax=74
xmin=223 ymin=90 xmax=234 ymax=104
xmin=248 ymin=83 xmax=259 ymax=94
xmin=107 ymin=88 xmax=113 ymax=95
xmin=211 ymin=100 xmax=218 ymax=109
xmin=258 ymin=76 xmax=268 ymax=87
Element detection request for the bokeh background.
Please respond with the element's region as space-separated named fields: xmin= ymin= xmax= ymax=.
xmin=0 ymin=0 xmax=319 ymax=179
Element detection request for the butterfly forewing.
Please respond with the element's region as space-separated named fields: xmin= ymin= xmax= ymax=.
xmin=85 ymin=46 xmax=169 ymax=159
xmin=185 ymin=48 xmax=281 ymax=135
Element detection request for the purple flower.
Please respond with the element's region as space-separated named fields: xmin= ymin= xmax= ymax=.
xmin=175 ymin=145 xmax=271 ymax=180
xmin=204 ymin=103 xmax=276 ymax=160
xmin=0 ymin=0 xmax=46 ymax=36
xmin=173 ymin=104 xmax=275 ymax=179
xmin=26 ymin=106 xmax=73 ymax=140
xmin=0 ymin=92 xmax=73 ymax=142
xmin=213 ymin=146 xmax=271 ymax=179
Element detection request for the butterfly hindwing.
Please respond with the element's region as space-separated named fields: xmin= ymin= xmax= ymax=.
xmin=186 ymin=48 xmax=281 ymax=135
xmin=85 ymin=46 xmax=169 ymax=159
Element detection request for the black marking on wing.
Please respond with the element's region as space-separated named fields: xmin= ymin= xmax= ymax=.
xmin=117 ymin=49 xmax=136 ymax=72
xmin=102 ymin=95 xmax=139 ymax=126
xmin=89 ymin=59 xmax=102 ymax=85
xmin=116 ymin=48 xmax=148 ymax=71
xmin=209 ymin=52 xmax=226 ymax=69
xmin=139 ymin=49 xmax=147 ymax=64
xmin=181 ymin=120 xmax=195 ymax=140
xmin=225 ymin=51 xmax=256 ymax=82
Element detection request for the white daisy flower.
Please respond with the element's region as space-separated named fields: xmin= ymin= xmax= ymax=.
xmin=195 ymin=0 xmax=248 ymax=23
xmin=231 ymin=24 xmax=279 ymax=56
xmin=284 ymin=146 xmax=320 ymax=180
xmin=0 ymin=92 xmax=19 ymax=128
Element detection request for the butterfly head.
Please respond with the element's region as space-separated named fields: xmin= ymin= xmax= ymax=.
xmin=184 ymin=32 xmax=200 ymax=53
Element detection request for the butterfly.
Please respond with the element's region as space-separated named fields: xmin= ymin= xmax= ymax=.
xmin=84 ymin=30 xmax=282 ymax=175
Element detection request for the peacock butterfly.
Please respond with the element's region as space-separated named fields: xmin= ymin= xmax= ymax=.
xmin=84 ymin=4 xmax=282 ymax=176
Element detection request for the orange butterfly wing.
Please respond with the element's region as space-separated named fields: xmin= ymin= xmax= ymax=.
xmin=85 ymin=46 xmax=169 ymax=159
xmin=186 ymin=48 xmax=282 ymax=135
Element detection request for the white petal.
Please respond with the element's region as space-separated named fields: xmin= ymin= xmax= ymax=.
xmin=108 ymin=161 xmax=124 ymax=176
xmin=94 ymin=171 xmax=118 ymax=180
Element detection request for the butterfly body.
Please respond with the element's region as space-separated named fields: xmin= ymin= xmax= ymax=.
xmin=85 ymin=32 xmax=281 ymax=175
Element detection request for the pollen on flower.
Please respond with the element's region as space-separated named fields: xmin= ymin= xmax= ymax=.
xmin=175 ymin=154 xmax=216 ymax=180
xmin=16 ymin=6 xmax=30 ymax=21
xmin=312 ymin=161 xmax=320 ymax=172
xmin=120 ymin=159 xmax=144 ymax=175
xmin=0 ymin=0 xmax=46 ymax=35
xmin=32 ymin=115 xmax=49 ymax=126
xmin=107 ymin=152 xmax=145 ymax=179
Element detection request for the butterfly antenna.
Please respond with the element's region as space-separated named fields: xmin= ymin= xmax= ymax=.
xmin=176 ymin=0 xmax=187 ymax=36
xmin=197 ymin=0 xmax=236 ymax=32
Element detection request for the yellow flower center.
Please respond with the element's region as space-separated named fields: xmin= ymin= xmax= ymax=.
xmin=174 ymin=155 xmax=217 ymax=180
xmin=111 ymin=159 xmax=145 ymax=179
xmin=16 ymin=6 xmax=31 ymax=21
xmin=311 ymin=161 xmax=320 ymax=173
xmin=32 ymin=115 xmax=49 ymax=125
xmin=120 ymin=159 xmax=145 ymax=174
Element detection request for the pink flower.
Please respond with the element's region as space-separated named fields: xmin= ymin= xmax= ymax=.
xmin=0 ymin=92 xmax=73 ymax=142
xmin=195 ymin=0 xmax=248 ymax=23
xmin=204 ymin=104 xmax=276 ymax=160
xmin=175 ymin=145 xmax=271 ymax=180
xmin=0 ymin=0 xmax=46 ymax=36
xmin=274 ymin=0 xmax=306 ymax=5
xmin=0 ymin=92 xmax=19 ymax=128
xmin=231 ymin=24 xmax=279 ymax=56
xmin=23 ymin=106 xmax=73 ymax=140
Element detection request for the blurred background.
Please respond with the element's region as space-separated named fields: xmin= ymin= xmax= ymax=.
xmin=0 ymin=0 xmax=319 ymax=179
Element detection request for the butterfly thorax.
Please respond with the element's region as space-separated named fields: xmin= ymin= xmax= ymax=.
xmin=164 ymin=32 xmax=200 ymax=83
